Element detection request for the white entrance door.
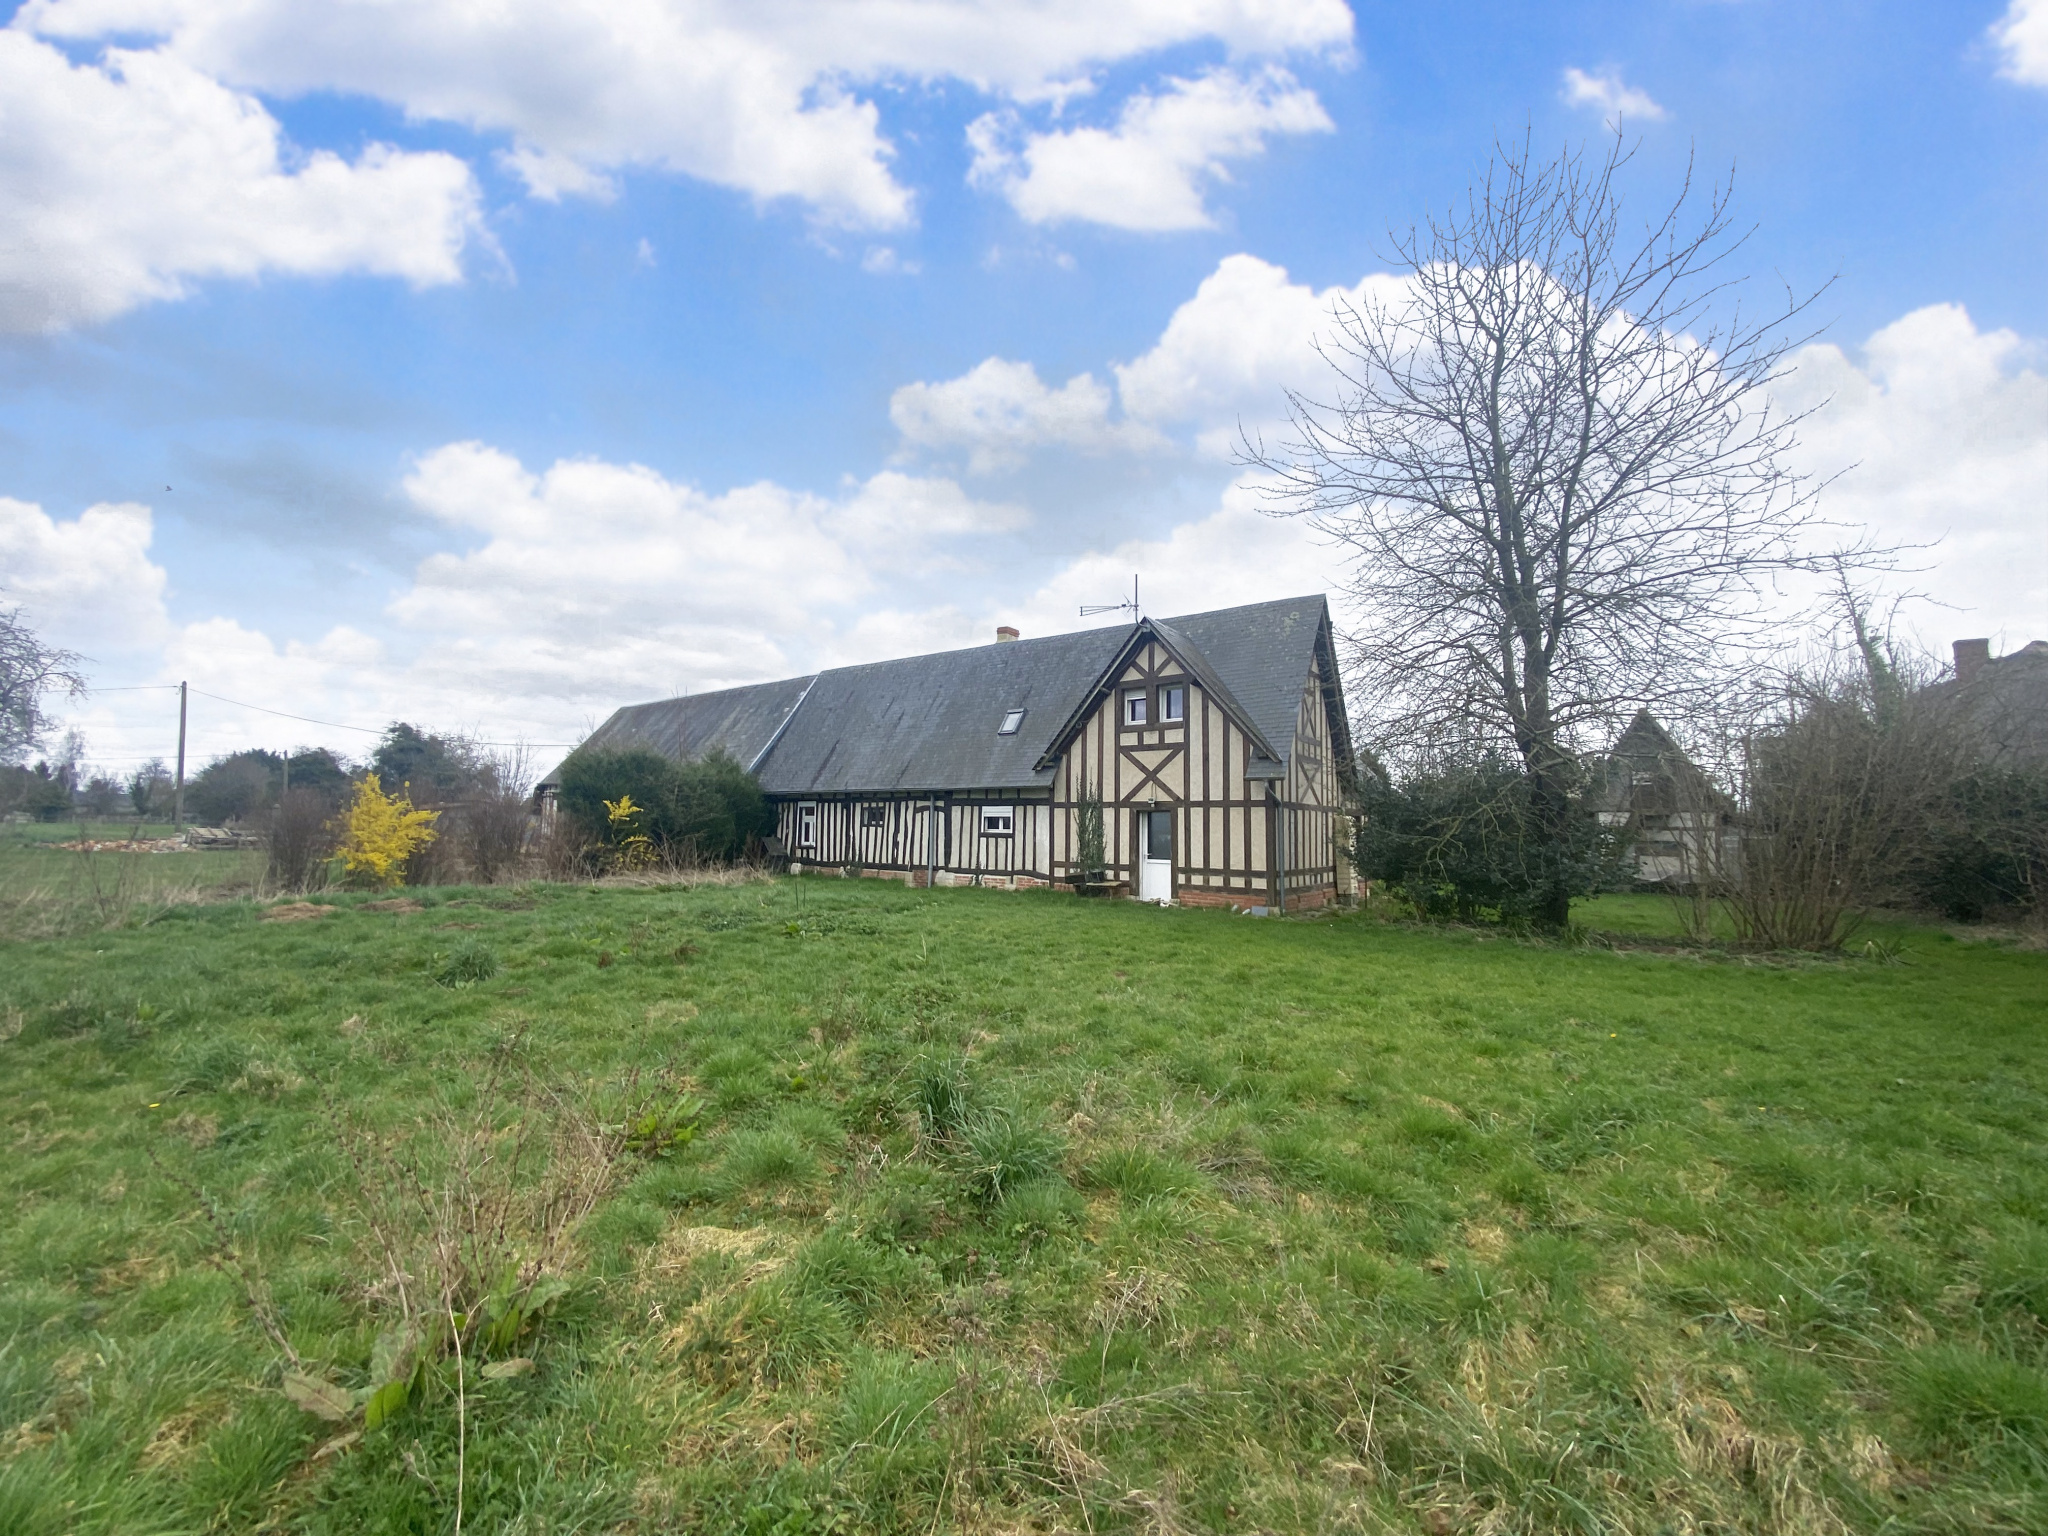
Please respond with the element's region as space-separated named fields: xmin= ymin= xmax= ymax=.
xmin=1139 ymin=808 xmax=1173 ymax=904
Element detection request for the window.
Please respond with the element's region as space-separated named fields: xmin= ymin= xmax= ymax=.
xmin=796 ymin=802 xmax=817 ymax=848
xmin=1144 ymin=808 xmax=1173 ymax=860
xmin=860 ymin=806 xmax=886 ymax=828
xmin=1159 ymin=684 xmax=1185 ymax=722
xmin=981 ymin=806 xmax=1015 ymax=837
xmin=1123 ymin=690 xmax=1148 ymax=726
xmin=998 ymin=707 xmax=1026 ymax=735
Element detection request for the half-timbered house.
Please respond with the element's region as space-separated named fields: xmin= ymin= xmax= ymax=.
xmin=540 ymin=595 xmax=1356 ymax=910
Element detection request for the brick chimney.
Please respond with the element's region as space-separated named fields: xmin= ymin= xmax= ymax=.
xmin=995 ymin=625 xmax=1019 ymax=643
xmin=1953 ymin=638 xmax=1990 ymax=686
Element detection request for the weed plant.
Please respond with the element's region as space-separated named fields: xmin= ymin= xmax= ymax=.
xmin=0 ymin=875 xmax=2042 ymax=1534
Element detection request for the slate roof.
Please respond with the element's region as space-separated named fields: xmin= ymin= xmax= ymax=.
xmin=542 ymin=595 xmax=1348 ymax=797
xmin=1928 ymin=640 xmax=2048 ymax=766
xmin=537 ymin=676 xmax=815 ymax=790
xmin=759 ymin=625 xmax=1129 ymax=794
xmin=1590 ymin=710 xmax=1730 ymax=817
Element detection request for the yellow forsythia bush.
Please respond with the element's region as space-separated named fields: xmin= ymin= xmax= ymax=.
xmin=335 ymin=777 xmax=438 ymax=888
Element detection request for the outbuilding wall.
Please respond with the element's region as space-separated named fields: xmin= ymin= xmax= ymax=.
xmin=776 ymin=790 xmax=1055 ymax=887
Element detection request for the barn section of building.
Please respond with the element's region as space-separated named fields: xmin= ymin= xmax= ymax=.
xmin=538 ymin=595 xmax=1358 ymax=910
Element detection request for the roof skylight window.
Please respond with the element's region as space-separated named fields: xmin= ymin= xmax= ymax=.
xmin=998 ymin=708 xmax=1026 ymax=735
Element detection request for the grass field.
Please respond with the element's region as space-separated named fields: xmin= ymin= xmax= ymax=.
xmin=0 ymin=825 xmax=265 ymax=939
xmin=1 ymin=867 xmax=2043 ymax=1534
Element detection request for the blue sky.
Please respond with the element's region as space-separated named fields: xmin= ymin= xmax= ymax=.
xmin=3 ymin=0 xmax=2044 ymax=774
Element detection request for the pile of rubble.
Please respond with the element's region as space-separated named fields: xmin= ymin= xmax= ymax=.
xmin=46 ymin=826 xmax=263 ymax=853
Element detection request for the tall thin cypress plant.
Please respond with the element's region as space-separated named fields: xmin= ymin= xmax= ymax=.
xmin=1076 ymin=790 xmax=1106 ymax=881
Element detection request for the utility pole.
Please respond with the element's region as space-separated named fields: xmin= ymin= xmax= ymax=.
xmin=173 ymin=681 xmax=187 ymax=828
xmin=281 ymin=747 xmax=289 ymax=797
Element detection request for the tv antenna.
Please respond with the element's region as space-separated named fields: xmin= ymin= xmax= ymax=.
xmin=1080 ymin=574 xmax=1140 ymax=620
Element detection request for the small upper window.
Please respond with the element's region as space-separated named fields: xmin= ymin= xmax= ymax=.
xmin=1159 ymin=684 xmax=1185 ymax=723
xmin=998 ymin=708 xmax=1026 ymax=735
xmin=860 ymin=806 xmax=886 ymax=828
xmin=1123 ymin=690 xmax=1148 ymax=726
xmin=981 ymin=806 xmax=1015 ymax=836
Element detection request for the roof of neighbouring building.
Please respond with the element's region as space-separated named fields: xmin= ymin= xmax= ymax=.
xmin=1590 ymin=709 xmax=1730 ymax=817
xmin=540 ymin=594 xmax=1351 ymax=796
xmin=1931 ymin=639 xmax=2048 ymax=766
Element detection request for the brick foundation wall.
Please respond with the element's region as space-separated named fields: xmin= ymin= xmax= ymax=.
xmin=1175 ymin=887 xmax=1250 ymax=910
xmin=1176 ymin=882 xmax=1336 ymax=913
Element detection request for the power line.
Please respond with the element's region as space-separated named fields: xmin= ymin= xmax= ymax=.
xmin=73 ymin=683 xmax=572 ymax=748
xmin=189 ymin=687 xmax=387 ymax=736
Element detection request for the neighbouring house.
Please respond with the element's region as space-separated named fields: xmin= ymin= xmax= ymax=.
xmin=1591 ymin=710 xmax=1735 ymax=887
xmin=1939 ymin=637 xmax=2048 ymax=766
xmin=539 ymin=595 xmax=1357 ymax=911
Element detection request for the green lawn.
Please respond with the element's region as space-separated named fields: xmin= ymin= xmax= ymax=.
xmin=0 ymin=827 xmax=265 ymax=937
xmin=1 ymin=874 xmax=2043 ymax=1534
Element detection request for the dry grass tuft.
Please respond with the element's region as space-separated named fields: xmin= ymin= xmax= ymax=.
xmin=644 ymin=1222 xmax=775 ymax=1276
xmin=593 ymin=863 xmax=776 ymax=891
xmin=137 ymin=1403 xmax=224 ymax=1470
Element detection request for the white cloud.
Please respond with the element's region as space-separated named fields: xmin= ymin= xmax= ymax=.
xmin=817 ymin=475 xmax=1338 ymax=667
xmin=1559 ymin=66 xmax=1668 ymax=129
xmin=891 ymin=254 xmax=1414 ymax=466
xmin=499 ymin=142 xmax=616 ymax=204
xmin=1777 ymin=304 xmax=2048 ymax=645
xmin=19 ymin=0 xmax=1353 ymax=236
xmin=967 ymin=65 xmax=1333 ymax=231
xmin=37 ymin=441 xmax=1041 ymax=765
xmin=860 ymin=245 xmax=920 ymax=276
xmin=1000 ymin=474 xmax=1334 ymax=637
xmin=0 ymin=495 xmax=169 ymax=651
xmin=1991 ymin=0 xmax=2048 ymax=84
xmin=1116 ymin=253 xmax=1412 ymax=454
xmin=388 ymin=442 xmax=1037 ymax=705
xmin=890 ymin=357 xmax=1165 ymax=473
xmin=0 ymin=32 xmax=480 ymax=332
xmin=836 ymin=470 xmax=1027 ymax=543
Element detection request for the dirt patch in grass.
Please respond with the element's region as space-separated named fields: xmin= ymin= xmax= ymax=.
xmin=361 ymin=897 xmax=424 ymax=914
xmin=261 ymin=901 xmax=333 ymax=923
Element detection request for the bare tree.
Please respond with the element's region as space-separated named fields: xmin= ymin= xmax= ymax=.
xmin=1 ymin=604 xmax=86 ymax=764
xmin=1721 ymin=610 xmax=1964 ymax=949
xmin=1251 ymin=133 xmax=1868 ymax=925
xmin=456 ymin=744 xmax=537 ymax=884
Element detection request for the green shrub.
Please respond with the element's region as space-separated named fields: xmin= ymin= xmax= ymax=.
xmin=1354 ymin=756 xmax=1625 ymax=923
xmin=554 ymin=747 xmax=773 ymax=863
xmin=1909 ymin=766 xmax=2048 ymax=920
